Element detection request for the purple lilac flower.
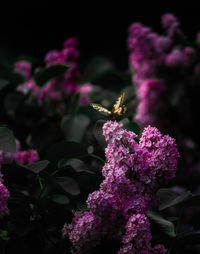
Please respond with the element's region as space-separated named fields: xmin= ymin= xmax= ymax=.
xmin=161 ymin=13 xmax=182 ymax=38
xmin=15 ymin=149 xmax=39 ymax=165
xmin=165 ymin=47 xmax=195 ymax=67
xmin=0 ymin=182 xmax=10 ymax=217
xmin=128 ymin=23 xmax=171 ymax=85
xmin=128 ymin=15 xmax=194 ymax=128
xmin=0 ymin=140 xmax=39 ymax=166
xmin=17 ymin=79 xmax=39 ymax=97
xmin=63 ymin=211 xmax=102 ymax=254
xmin=118 ymin=214 xmax=152 ymax=254
xmin=139 ymin=125 xmax=180 ymax=186
xmin=40 ymin=37 xmax=80 ymax=102
xmin=15 ymin=61 xmax=39 ymax=98
xmin=64 ymin=121 xmax=179 ymax=253
xmin=63 ymin=37 xmax=79 ymax=49
xmin=76 ymin=83 xmax=93 ymax=104
xmin=45 ymin=50 xmax=64 ymax=65
xmin=135 ymin=79 xmax=165 ymax=127
xmin=0 ymin=139 xmax=38 ymax=217
xmin=15 ymin=61 xmax=32 ymax=80
xmin=151 ymin=244 xmax=167 ymax=254
xmin=38 ymin=78 xmax=65 ymax=103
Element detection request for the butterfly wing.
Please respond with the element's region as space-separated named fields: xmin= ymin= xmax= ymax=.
xmin=112 ymin=92 xmax=125 ymax=112
xmin=90 ymin=103 xmax=111 ymax=116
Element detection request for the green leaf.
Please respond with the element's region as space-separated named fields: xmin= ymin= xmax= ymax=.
xmin=34 ymin=64 xmax=70 ymax=86
xmin=0 ymin=127 xmax=16 ymax=153
xmin=58 ymin=158 xmax=94 ymax=174
xmin=45 ymin=141 xmax=88 ymax=165
xmin=81 ymin=56 xmax=114 ymax=83
xmin=50 ymin=194 xmax=70 ymax=205
xmin=0 ymin=70 xmax=25 ymax=85
xmin=25 ymin=160 xmax=50 ymax=174
xmin=147 ymin=210 xmax=176 ymax=237
xmin=157 ymin=188 xmax=192 ymax=211
xmin=69 ymin=92 xmax=81 ymax=115
xmin=56 ymin=176 xmax=80 ymax=195
xmin=129 ymin=121 xmax=141 ymax=136
xmin=88 ymin=154 xmax=105 ymax=164
xmin=120 ymin=118 xmax=141 ymax=136
xmin=93 ymin=120 xmax=107 ymax=150
xmin=0 ymin=79 xmax=9 ymax=91
xmin=61 ymin=114 xmax=90 ymax=142
xmin=4 ymin=92 xmax=24 ymax=112
xmin=0 ymin=230 xmax=10 ymax=241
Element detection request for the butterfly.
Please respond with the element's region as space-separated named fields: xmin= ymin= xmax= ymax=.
xmin=90 ymin=92 xmax=127 ymax=119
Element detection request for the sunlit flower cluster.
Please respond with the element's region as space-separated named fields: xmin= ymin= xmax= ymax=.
xmin=64 ymin=121 xmax=179 ymax=253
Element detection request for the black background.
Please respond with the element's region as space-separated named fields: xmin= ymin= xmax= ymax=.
xmin=1 ymin=5 xmax=200 ymax=70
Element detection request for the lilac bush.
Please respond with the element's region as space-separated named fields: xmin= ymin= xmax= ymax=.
xmin=128 ymin=14 xmax=200 ymax=193
xmin=128 ymin=13 xmax=197 ymax=130
xmin=15 ymin=37 xmax=93 ymax=106
xmin=39 ymin=37 xmax=80 ymax=102
xmin=64 ymin=121 xmax=179 ymax=253
xmin=1 ymin=14 xmax=200 ymax=254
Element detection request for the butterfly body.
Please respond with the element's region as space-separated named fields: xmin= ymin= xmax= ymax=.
xmin=90 ymin=92 xmax=127 ymax=119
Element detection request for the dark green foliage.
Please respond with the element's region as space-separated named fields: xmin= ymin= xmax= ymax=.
xmin=35 ymin=64 xmax=70 ymax=87
xmin=0 ymin=127 xmax=16 ymax=153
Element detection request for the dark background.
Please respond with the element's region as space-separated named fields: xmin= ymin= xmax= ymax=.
xmin=1 ymin=5 xmax=200 ymax=70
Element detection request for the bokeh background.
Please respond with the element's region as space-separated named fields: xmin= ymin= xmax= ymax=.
xmin=1 ymin=5 xmax=200 ymax=71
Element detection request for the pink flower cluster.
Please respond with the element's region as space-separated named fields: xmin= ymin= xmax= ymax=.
xmin=161 ymin=13 xmax=182 ymax=38
xmin=0 ymin=181 xmax=10 ymax=217
xmin=0 ymin=140 xmax=39 ymax=217
xmin=128 ymin=13 xmax=195 ymax=128
xmin=119 ymin=214 xmax=166 ymax=254
xmin=0 ymin=140 xmax=39 ymax=166
xmin=165 ymin=47 xmax=195 ymax=67
xmin=63 ymin=121 xmax=179 ymax=253
xmin=39 ymin=37 xmax=80 ymax=102
xmin=128 ymin=21 xmax=171 ymax=85
xmin=135 ymin=79 xmax=165 ymax=127
xmin=16 ymin=61 xmax=39 ymax=97
xmin=15 ymin=38 xmax=92 ymax=105
xmin=15 ymin=61 xmax=32 ymax=80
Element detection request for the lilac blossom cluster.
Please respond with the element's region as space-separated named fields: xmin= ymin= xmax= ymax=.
xmin=128 ymin=13 xmax=196 ymax=128
xmin=0 ymin=140 xmax=39 ymax=217
xmin=0 ymin=140 xmax=39 ymax=166
xmin=63 ymin=121 xmax=179 ymax=253
xmin=15 ymin=38 xmax=92 ymax=104
xmin=16 ymin=61 xmax=39 ymax=97
xmin=39 ymin=37 xmax=80 ymax=102
xmin=0 ymin=181 xmax=10 ymax=217
xmin=135 ymin=79 xmax=165 ymax=127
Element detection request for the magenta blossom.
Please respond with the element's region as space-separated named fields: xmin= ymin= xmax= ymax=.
xmin=135 ymin=79 xmax=165 ymax=127
xmin=0 ymin=182 xmax=10 ymax=217
xmin=64 ymin=121 xmax=179 ymax=253
xmin=76 ymin=83 xmax=93 ymax=104
xmin=15 ymin=60 xmax=32 ymax=80
xmin=40 ymin=37 xmax=80 ymax=102
xmin=161 ymin=13 xmax=182 ymax=38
